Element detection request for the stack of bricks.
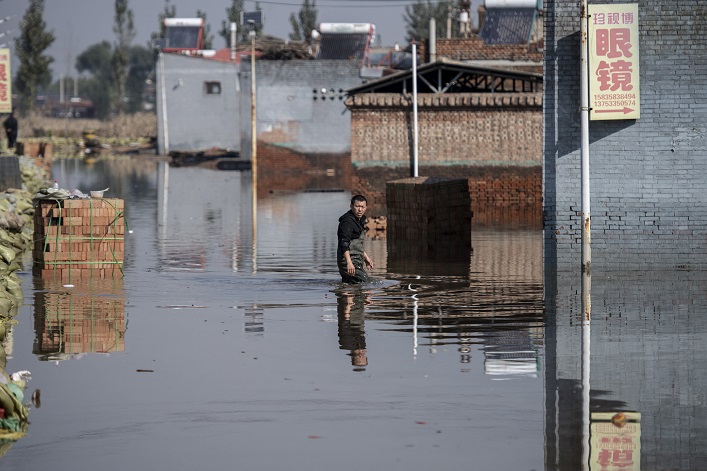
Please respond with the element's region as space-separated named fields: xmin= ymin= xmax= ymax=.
xmin=33 ymin=278 xmax=125 ymax=357
xmin=386 ymin=177 xmax=472 ymax=257
xmin=33 ymin=198 xmax=125 ymax=279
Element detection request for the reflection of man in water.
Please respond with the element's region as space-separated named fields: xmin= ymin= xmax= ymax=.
xmin=337 ymin=195 xmax=374 ymax=283
xmin=336 ymin=292 xmax=368 ymax=370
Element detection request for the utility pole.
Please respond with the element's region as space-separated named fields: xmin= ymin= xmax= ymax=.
xmin=580 ymin=0 xmax=591 ymax=274
xmin=249 ymin=19 xmax=257 ymax=273
xmin=580 ymin=4 xmax=592 ymax=468
xmin=412 ymin=42 xmax=419 ymax=178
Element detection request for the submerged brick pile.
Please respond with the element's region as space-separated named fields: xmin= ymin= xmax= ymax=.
xmin=33 ymin=198 xmax=125 ymax=279
xmin=386 ymin=176 xmax=472 ymax=250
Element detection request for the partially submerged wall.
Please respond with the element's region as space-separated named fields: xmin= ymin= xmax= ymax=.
xmin=544 ymin=0 xmax=707 ymax=271
xmin=353 ymin=165 xmax=541 ymax=225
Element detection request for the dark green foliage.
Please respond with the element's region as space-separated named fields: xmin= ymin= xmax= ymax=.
xmin=76 ymin=41 xmax=152 ymax=118
xmin=149 ymin=0 xmax=177 ymax=46
xmin=196 ymin=10 xmax=214 ymax=50
xmin=112 ymin=0 xmax=136 ymax=115
xmin=13 ymin=0 xmax=55 ymax=116
xmin=219 ymin=0 xmax=264 ymax=48
xmin=76 ymin=41 xmax=113 ymax=118
xmin=289 ymin=0 xmax=318 ymax=44
xmin=126 ymin=46 xmax=154 ymax=113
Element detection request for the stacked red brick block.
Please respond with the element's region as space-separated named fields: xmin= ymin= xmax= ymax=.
xmin=386 ymin=177 xmax=472 ymax=248
xmin=386 ymin=177 xmax=472 ymax=274
xmin=33 ymin=198 xmax=125 ymax=279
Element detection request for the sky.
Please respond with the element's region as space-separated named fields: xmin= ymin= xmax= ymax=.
xmin=2 ymin=0 xmax=484 ymax=81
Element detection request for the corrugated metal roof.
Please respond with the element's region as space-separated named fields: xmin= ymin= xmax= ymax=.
xmin=347 ymin=58 xmax=542 ymax=95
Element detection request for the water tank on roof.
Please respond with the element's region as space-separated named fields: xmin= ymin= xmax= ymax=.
xmin=163 ymin=18 xmax=204 ymax=50
xmin=484 ymin=0 xmax=538 ymax=8
xmin=319 ymin=23 xmax=374 ymax=34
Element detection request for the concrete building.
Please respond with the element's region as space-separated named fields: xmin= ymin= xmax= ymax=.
xmin=155 ymin=20 xmax=380 ymax=159
xmin=241 ymin=60 xmax=364 ymax=160
xmin=543 ymin=0 xmax=707 ymax=272
xmin=155 ymin=53 xmax=367 ymax=159
xmin=156 ymin=52 xmax=241 ymax=155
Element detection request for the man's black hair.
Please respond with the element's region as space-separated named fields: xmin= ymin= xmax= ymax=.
xmin=350 ymin=194 xmax=367 ymax=205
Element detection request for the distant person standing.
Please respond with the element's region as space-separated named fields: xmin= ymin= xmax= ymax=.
xmin=3 ymin=111 xmax=18 ymax=149
xmin=337 ymin=194 xmax=374 ymax=283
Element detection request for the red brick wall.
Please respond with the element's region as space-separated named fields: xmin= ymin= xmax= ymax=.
xmin=353 ymin=165 xmax=541 ymax=227
xmin=347 ymin=93 xmax=542 ymax=167
xmin=433 ymin=37 xmax=542 ymax=69
xmin=257 ymin=143 xmax=351 ymax=197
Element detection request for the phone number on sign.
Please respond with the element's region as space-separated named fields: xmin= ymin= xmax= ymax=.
xmin=594 ymin=93 xmax=636 ymax=101
xmin=595 ymin=100 xmax=636 ymax=107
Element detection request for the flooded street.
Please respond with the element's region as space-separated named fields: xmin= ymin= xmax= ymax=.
xmin=2 ymin=157 xmax=705 ymax=470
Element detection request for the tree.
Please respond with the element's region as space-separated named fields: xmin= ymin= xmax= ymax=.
xmin=289 ymin=0 xmax=318 ymax=44
xmin=13 ymin=0 xmax=55 ymax=115
xmin=112 ymin=0 xmax=136 ymax=115
xmin=76 ymin=41 xmax=113 ymax=118
xmin=403 ymin=0 xmax=458 ymax=43
xmin=219 ymin=0 xmax=244 ymax=48
xmin=196 ymin=10 xmax=214 ymax=50
xmin=76 ymin=41 xmax=152 ymax=117
xmin=219 ymin=0 xmax=264 ymax=48
xmin=126 ymin=45 xmax=154 ymax=113
xmin=149 ymin=0 xmax=177 ymax=46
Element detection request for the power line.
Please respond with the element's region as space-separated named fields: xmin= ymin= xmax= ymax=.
xmin=245 ymin=0 xmax=456 ymax=7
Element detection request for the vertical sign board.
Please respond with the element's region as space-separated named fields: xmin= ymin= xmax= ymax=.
xmin=588 ymin=3 xmax=640 ymax=120
xmin=0 ymin=49 xmax=11 ymax=113
xmin=590 ymin=412 xmax=641 ymax=471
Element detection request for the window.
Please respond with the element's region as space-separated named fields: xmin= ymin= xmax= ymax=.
xmin=205 ymin=81 xmax=222 ymax=95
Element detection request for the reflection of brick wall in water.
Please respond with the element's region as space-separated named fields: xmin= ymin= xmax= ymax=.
xmin=354 ymin=165 xmax=541 ymax=226
xmin=33 ymin=280 xmax=125 ymax=358
xmin=257 ymin=144 xmax=351 ymax=197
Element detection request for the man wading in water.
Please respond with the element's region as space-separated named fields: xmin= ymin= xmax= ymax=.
xmin=337 ymin=195 xmax=374 ymax=283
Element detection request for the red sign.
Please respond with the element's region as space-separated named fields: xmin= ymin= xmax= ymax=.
xmin=0 ymin=49 xmax=10 ymax=113
xmin=588 ymin=4 xmax=640 ymax=120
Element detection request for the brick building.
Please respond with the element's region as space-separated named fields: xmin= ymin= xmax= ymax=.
xmin=345 ymin=59 xmax=543 ymax=224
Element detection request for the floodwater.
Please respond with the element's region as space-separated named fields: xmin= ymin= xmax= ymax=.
xmin=1 ymin=156 xmax=705 ymax=470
